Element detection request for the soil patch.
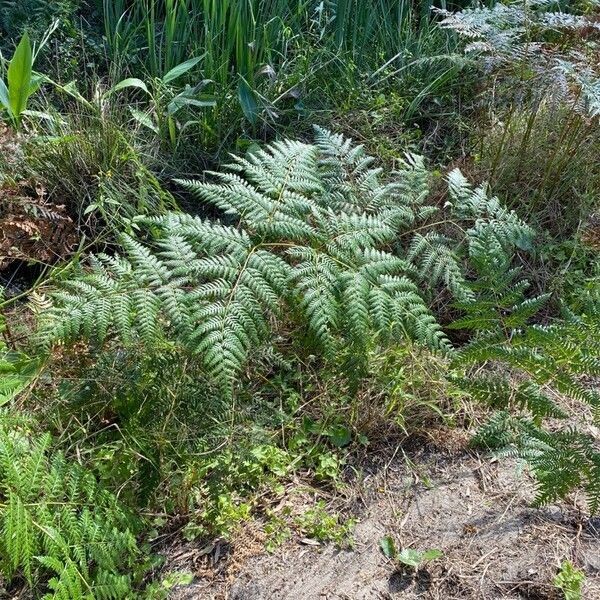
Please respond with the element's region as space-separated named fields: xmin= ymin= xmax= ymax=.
xmin=165 ymin=442 xmax=600 ymax=599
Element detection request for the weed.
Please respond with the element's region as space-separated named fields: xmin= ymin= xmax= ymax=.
xmin=264 ymin=511 xmax=292 ymax=553
xmin=143 ymin=571 xmax=195 ymax=599
xmin=21 ymin=105 xmax=175 ymax=237
xmin=380 ymin=536 xmax=443 ymax=570
xmin=553 ymin=560 xmax=585 ymax=600
xmin=295 ymin=500 xmax=356 ymax=548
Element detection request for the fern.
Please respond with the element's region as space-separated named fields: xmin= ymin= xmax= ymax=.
xmin=440 ymin=179 xmax=600 ymax=512
xmin=438 ymin=1 xmax=600 ymax=117
xmin=39 ymin=128 xmax=459 ymax=395
xmin=41 ymin=130 xmax=538 ymax=377
xmin=473 ymin=413 xmax=600 ymax=513
xmin=31 ymin=127 xmax=600 ymax=512
xmin=408 ymin=167 xmax=535 ymax=311
xmin=38 ymin=129 xmax=548 ymax=400
xmin=452 ymin=269 xmax=600 ymax=511
xmin=0 ymin=421 xmax=141 ymax=599
xmin=437 ymin=1 xmax=599 ymax=64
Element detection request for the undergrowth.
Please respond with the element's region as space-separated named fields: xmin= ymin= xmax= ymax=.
xmin=1 ymin=0 xmax=600 ymax=597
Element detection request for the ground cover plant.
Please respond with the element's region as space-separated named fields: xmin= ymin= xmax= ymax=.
xmin=0 ymin=0 xmax=600 ymax=598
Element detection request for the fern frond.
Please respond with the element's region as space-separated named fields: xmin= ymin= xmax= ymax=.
xmin=0 ymin=422 xmax=140 ymax=598
xmin=40 ymin=129 xmax=460 ymax=392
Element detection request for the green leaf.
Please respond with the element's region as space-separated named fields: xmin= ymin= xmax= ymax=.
xmin=380 ymin=536 xmax=396 ymax=559
xmin=56 ymin=80 xmax=92 ymax=108
xmin=106 ymin=78 xmax=149 ymax=97
xmin=21 ymin=109 xmax=63 ymax=125
xmin=130 ymin=107 xmax=159 ymax=134
xmin=421 ymin=549 xmax=443 ymax=562
xmin=238 ymin=77 xmax=259 ymax=125
xmin=0 ymin=78 xmax=12 ymax=116
xmin=167 ymin=95 xmax=216 ymax=116
xmin=397 ymin=548 xmax=423 ymax=568
xmin=161 ymin=571 xmax=194 ymax=589
xmin=7 ymin=33 xmax=33 ymax=119
xmin=329 ymin=425 xmax=352 ymax=448
xmin=162 ymin=56 xmax=203 ymax=84
xmin=28 ymin=73 xmax=44 ymax=95
xmin=397 ymin=548 xmax=442 ymax=568
xmin=554 ymin=560 xmax=585 ymax=600
xmin=83 ymin=203 xmax=98 ymax=215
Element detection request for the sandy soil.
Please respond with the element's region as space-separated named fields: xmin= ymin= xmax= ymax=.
xmin=165 ymin=436 xmax=600 ymax=599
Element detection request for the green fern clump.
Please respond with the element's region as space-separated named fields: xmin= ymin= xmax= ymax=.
xmin=30 ymin=126 xmax=600 ymax=512
xmin=438 ymin=180 xmax=600 ymax=511
xmin=0 ymin=422 xmax=141 ymax=599
xmin=437 ymin=0 xmax=600 ymax=76
xmin=38 ymin=128 xmax=466 ymax=395
xmin=409 ymin=168 xmax=535 ymax=308
xmin=37 ymin=128 xmax=538 ymax=398
xmin=471 ymin=411 xmax=600 ymax=513
xmin=452 ymin=274 xmax=600 ymax=511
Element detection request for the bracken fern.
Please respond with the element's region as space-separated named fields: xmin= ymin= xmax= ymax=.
xmin=37 ymin=128 xmax=535 ymax=398
xmin=453 ymin=285 xmax=600 ymax=511
xmin=0 ymin=422 xmax=140 ymax=599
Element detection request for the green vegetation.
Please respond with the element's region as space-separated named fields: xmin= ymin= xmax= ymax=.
xmin=554 ymin=560 xmax=586 ymax=600
xmin=380 ymin=536 xmax=443 ymax=571
xmin=0 ymin=0 xmax=599 ymax=597
xmin=0 ymin=424 xmax=142 ymax=599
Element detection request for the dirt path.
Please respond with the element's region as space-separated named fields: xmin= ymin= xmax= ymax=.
xmin=168 ymin=440 xmax=600 ymax=599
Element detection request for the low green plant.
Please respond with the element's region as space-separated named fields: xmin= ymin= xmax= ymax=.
xmin=179 ymin=441 xmax=293 ymax=540
xmin=264 ymin=511 xmax=292 ymax=553
xmin=553 ymin=560 xmax=585 ymax=600
xmin=0 ymin=33 xmax=40 ymax=129
xmin=22 ymin=106 xmax=176 ymax=236
xmin=45 ymin=346 xmax=226 ymax=509
xmin=0 ymin=325 xmax=40 ymax=406
xmin=370 ymin=343 xmax=454 ymax=433
xmin=450 ymin=250 xmax=600 ymax=511
xmin=143 ymin=571 xmax=195 ymax=600
xmin=121 ymin=57 xmax=217 ymax=151
xmin=295 ymin=500 xmax=355 ymax=548
xmin=380 ymin=536 xmax=443 ymax=570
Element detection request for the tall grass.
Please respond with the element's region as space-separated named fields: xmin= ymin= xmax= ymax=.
xmin=103 ymin=0 xmax=303 ymax=81
xmin=474 ymin=97 xmax=600 ymax=235
xmin=325 ymin=0 xmax=432 ymax=59
xmin=99 ymin=1 xmax=462 ymax=157
xmin=103 ymin=0 xmax=457 ymax=80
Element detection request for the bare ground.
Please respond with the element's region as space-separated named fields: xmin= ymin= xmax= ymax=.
xmin=165 ymin=433 xmax=600 ymax=600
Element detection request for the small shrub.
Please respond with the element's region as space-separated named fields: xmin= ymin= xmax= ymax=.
xmin=295 ymin=500 xmax=355 ymax=548
xmin=554 ymin=560 xmax=585 ymax=600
